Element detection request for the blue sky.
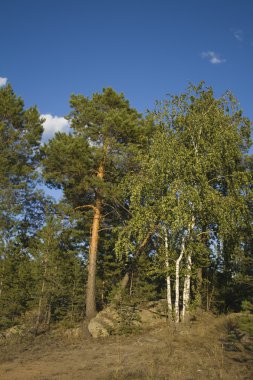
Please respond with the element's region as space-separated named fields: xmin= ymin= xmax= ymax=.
xmin=1 ymin=0 xmax=253 ymax=141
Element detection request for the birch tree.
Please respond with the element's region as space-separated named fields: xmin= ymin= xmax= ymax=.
xmin=116 ymin=82 xmax=251 ymax=322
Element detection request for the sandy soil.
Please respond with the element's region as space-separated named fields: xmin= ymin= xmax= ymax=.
xmin=0 ymin=314 xmax=252 ymax=380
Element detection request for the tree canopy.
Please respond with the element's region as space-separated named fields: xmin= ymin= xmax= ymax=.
xmin=0 ymin=82 xmax=252 ymax=330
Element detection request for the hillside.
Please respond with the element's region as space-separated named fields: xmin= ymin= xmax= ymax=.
xmin=0 ymin=313 xmax=252 ymax=380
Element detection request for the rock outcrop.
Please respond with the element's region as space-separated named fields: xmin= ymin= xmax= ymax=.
xmin=88 ymin=300 xmax=167 ymax=338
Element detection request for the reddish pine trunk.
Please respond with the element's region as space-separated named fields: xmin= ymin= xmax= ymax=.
xmin=85 ymin=164 xmax=104 ymax=320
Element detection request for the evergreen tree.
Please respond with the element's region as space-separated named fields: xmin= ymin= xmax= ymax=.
xmin=0 ymin=84 xmax=44 ymax=327
xmin=30 ymin=206 xmax=85 ymax=328
xmin=43 ymin=88 xmax=151 ymax=319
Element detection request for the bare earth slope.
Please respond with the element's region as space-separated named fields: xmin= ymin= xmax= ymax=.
xmin=0 ymin=313 xmax=252 ymax=380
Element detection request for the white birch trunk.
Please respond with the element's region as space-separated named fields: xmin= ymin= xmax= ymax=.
xmin=36 ymin=277 xmax=46 ymax=326
xmin=182 ymin=216 xmax=195 ymax=322
xmin=182 ymin=253 xmax=192 ymax=322
xmin=163 ymin=227 xmax=172 ymax=316
xmin=166 ymin=276 xmax=172 ymax=315
xmin=0 ymin=244 xmax=7 ymax=299
xmin=175 ymin=235 xmax=186 ymax=323
xmin=0 ymin=258 xmax=4 ymax=298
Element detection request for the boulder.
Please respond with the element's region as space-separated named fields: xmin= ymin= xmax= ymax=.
xmin=139 ymin=300 xmax=167 ymax=326
xmin=88 ymin=300 xmax=166 ymax=338
xmin=88 ymin=307 xmax=118 ymax=338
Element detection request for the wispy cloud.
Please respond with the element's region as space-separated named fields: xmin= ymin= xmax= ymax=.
xmin=41 ymin=114 xmax=70 ymax=142
xmin=0 ymin=77 xmax=7 ymax=87
xmin=232 ymin=29 xmax=244 ymax=42
xmin=201 ymin=51 xmax=226 ymax=65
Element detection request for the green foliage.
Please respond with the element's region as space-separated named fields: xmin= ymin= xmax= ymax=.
xmin=96 ymin=231 xmax=123 ymax=309
xmin=29 ymin=206 xmax=86 ymax=325
xmin=238 ymin=314 xmax=253 ymax=336
xmin=226 ymin=313 xmax=253 ymax=339
xmin=241 ymin=300 xmax=253 ymax=314
xmin=0 ymin=247 xmax=34 ymax=328
xmin=43 ymin=87 xmax=150 ymax=207
xmin=116 ymin=82 xmax=252 ymax=316
xmin=112 ymin=294 xmax=142 ymax=335
xmin=0 ymin=84 xmax=44 ymax=238
xmin=0 ymin=84 xmax=45 ymax=329
xmin=42 ymin=88 xmax=153 ymax=317
xmin=0 ymin=82 xmax=252 ymax=330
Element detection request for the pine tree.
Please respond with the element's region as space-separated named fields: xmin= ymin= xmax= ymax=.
xmin=0 ymin=84 xmax=44 ymax=327
xmin=43 ymin=88 xmax=151 ymax=319
xmin=30 ymin=205 xmax=86 ymax=328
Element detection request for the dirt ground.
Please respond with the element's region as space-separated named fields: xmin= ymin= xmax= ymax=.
xmin=0 ymin=313 xmax=252 ymax=380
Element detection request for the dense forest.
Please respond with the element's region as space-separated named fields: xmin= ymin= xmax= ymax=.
xmin=0 ymin=81 xmax=252 ymax=332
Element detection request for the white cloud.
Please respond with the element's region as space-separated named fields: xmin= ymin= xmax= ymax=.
xmin=201 ymin=51 xmax=226 ymax=65
xmin=41 ymin=114 xmax=70 ymax=142
xmin=232 ymin=29 xmax=244 ymax=42
xmin=0 ymin=77 xmax=7 ymax=87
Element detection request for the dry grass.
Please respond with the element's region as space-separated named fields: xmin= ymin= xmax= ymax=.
xmin=0 ymin=312 xmax=252 ymax=380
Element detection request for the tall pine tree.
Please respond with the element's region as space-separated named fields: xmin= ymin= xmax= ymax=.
xmin=0 ymin=84 xmax=44 ymax=327
xmin=43 ymin=88 xmax=151 ymax=319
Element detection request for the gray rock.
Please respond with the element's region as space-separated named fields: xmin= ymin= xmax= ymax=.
xmin=88 ymin=301 xmax=166 ymax=338
xmin=88 ymin=307 xmax=118 ymax=338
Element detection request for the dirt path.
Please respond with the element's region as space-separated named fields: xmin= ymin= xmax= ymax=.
xmin=0 ymin=314 xmax=252 ymax=380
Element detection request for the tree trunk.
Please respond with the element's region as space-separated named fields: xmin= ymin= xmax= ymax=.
xmin=196 ymin=267 xmax=203 ymax=307
xmin=36 ymin=249 xmax=48 ymax=327
xmin=175 ymin=235 xmax=186 ymax=323
xmin=46 ymin=302 xmax=51 ymax=326
xmin=0 ymin=278 xmax=2 ymax=298
xmin=70 ymin=279 xmax=76 ymax=322
xmin=0 ymin=247 xmax=7 ymax=299
xmin=129 ymin=270 xmax=134 ymax=296
xmin=163 ymin=227 xmax=172 ymax=316
xmin=85 ymin=197 xmax=102 ymax=320
xmin=113 ymin=229 xmax=154 ymax=301
xmin=181 ymin=216 xmax=195 ymax=321
xmin=85 ymin=163 xmax=104 ymax=320
xmin=113 ymin=272 xmax=130 ymax=301
xmin=0 ymin=255 xmax=4 ymax=299
xmin=166 ymin=275 xmax=172 ymax=316
xmin=36 ymin=278 xmax=46 ymax=327
xmin=182 ymin=253 xmax=192 ymax=322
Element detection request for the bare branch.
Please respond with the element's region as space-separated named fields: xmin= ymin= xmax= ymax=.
xmin=74 ymin=204 xmax=96 ymax=212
